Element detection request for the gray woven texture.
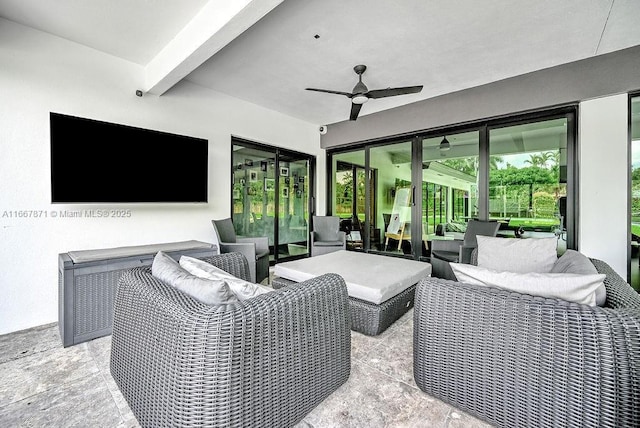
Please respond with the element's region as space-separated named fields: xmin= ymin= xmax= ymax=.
xmin=414 ymin=258 xmax=640 ymax=428
xmin=110 ymin=252 xmax=351 ymax=428
xmin=272 ymin=276 xmax=415 ymax=336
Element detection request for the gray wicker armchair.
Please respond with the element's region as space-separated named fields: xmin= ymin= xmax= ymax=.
xmin=414 ymin=258 xmax=640 ymax=428
xmin=110 ymin=252 xmax=351 ymax=428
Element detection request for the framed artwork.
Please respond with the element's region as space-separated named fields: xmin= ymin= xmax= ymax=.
xmin=264 ymin=178 xmax=275 ymax=191
xmin=284 ymin=177 xmax=290 ymax=185
xmin=233 ymin=189 xmax=241 ymax=200
xmin=249 ymin=170 xmax=258 ymax=182
xmin=280 ymin=166 xmax=289 ymax=177
xmin=260 ymin=161 xmax=268 ymax=172
xmin=244 ymin=158 xmax=253 ymax=167
xmin=298 ymin=176 xmax=305 ymax=183
xmin=282 ymin=187 xmax=289 ymax=198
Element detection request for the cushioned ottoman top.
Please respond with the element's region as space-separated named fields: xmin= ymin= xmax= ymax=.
xmin=67 ymin=240 xmax=213 ymax=263
xmin=274 ymin=250 xmax=432 ymax=305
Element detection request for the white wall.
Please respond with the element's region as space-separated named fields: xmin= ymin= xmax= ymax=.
xmin=0 ymin=19 xmax=324 ymax=335
xmin=579 ymin=94 xmax=628 ymax=276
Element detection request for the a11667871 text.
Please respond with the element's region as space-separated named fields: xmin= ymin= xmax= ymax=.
xmin=2 ymin=209 xmax=132 ymax=219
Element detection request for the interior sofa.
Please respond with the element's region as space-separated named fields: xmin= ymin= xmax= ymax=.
xmin=414 ymin=256 xmax=640 ymax=427
xmin=110 ymin=252 xmax=351 ymax=428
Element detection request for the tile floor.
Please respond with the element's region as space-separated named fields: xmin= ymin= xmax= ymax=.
xmin=0 ymin=310 xmax=492 ymax=428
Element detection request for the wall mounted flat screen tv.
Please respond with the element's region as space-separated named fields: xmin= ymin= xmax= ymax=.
xmin=50 ymin=113 xmax=208 ymax=203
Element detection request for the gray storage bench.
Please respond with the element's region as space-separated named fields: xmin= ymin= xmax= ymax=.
xmin=58 ymin=240 xmax=217 ymax=347
xmin=273 ymin=250 xmax=432 ymax=335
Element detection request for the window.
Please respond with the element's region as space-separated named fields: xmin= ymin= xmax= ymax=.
xmin=629 ymin=94 xmax=640 ymax=289
xmin=327 ymin=107 xmax=577 ymax=260
xmin=420 ymin=131 xmax=480 ymax=257
xmin=232 ymin=138 xmax=315 ymax=263
xmin=370 ymin=141 xmax=412 ymax=255
xmin=488 ymin=117 xmax=568 ymax=253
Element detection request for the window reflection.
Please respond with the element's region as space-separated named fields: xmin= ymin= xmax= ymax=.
xmin=489 ymin=118 xmax=567 ymax=253
xmin=630 ymin=96 xmax=640 ymax=290
xmin=421 ymin=131 xmax=479 ymax=258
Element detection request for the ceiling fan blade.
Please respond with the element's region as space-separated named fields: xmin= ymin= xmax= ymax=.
xmin=349 ymin=103 xmax=362 ymax=121
xmin=366 ymin=85 xmax=423 ymax=99
xmin=305 ymin=87 xmax=353 ymax=97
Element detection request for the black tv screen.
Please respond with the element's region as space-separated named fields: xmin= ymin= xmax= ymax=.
xmin=50 ymin=113 xmax=208 ymax=203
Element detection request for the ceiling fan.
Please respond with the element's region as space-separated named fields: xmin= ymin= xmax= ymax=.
xmin=306 ymin=64 xmax=423 ymax=121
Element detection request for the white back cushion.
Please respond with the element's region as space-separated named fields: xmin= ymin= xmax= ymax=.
xmin=477 ymin=236 xmax=558 ymax=273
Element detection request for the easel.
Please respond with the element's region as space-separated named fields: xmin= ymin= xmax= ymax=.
xmin=384 ymin=188 xmax=411 ymax=251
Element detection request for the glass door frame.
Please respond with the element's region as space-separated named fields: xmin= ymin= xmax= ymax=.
xmin=628 ymin=91 xmax=640 ymax=283
xmin=231 ymin=137 xmax=316 ymax=264
xmin=484 ymin=109 xmax=577 ymax=250
xmin=327 ymin=105 xmax=579 ymax=261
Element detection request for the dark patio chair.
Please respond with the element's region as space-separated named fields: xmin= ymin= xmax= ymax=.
xmin=430 ymin=220 xmax=500 ymax=280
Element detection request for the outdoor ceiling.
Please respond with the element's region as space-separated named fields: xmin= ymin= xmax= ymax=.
xmin=1 ymin=0 xmax=640 ymax=126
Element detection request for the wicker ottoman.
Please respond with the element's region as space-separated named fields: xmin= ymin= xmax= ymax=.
xmin=273 ymin=250 xmax=432 ymax=335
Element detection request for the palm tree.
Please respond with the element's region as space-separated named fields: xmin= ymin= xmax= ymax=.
xmin=525 ymin=151 xmax=556 ymax=169
xmin=525 ymin=153 xmax=544 ymax=168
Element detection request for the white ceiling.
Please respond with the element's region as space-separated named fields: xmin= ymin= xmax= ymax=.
xmin=2 ymin=0 xmax=640 ymax=125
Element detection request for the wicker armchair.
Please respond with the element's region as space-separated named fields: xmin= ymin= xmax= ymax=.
xmin=414 ymin=258 xmax=640 ymax=428
xmin=110 ymin=252 xmax=351 ymax=428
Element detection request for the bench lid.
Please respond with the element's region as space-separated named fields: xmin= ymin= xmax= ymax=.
xmin=67 ymin=240 xmax=213 ymax=264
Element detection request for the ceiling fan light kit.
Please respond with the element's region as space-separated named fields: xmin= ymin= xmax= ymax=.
xmin=305 ymin=64 xmax=423 ymax=121
xmin=352 ymin=95 xmax=368 ymax=104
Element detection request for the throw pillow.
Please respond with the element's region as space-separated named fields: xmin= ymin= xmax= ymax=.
xmin=476 ymin=236 xmax=558 ymax=273
xmin=151 ymin=251 xmax=238 ymax=305
xmin=450 ymin=262 xmax=605 ymax=306
xmin=179 ymin=255 xmax=273 ymax=300
xmin=551 ymin=250 xmax=606 ymax=306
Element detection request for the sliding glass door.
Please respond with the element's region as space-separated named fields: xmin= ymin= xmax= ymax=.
xmin=421 ymin=131 xmax=479 ymax=258
xmin=232 ymin=138 xmax=315 ymax=263
xmin=370 ymin=141 xmax=413 ymax=256
xmin=327 ymin=107 xmax=577 ymax=261
xmin=277 ymin=153 xmax=311 ymax=260
xmin=331 ymin=150 xmax=372 ymax=251
xmin=488 ymin=117 xmax=569 ymax=254
xmin=630 ymin=94 xmax=640 ymax=289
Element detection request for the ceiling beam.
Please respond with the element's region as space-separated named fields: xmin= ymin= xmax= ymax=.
xmin=144 ymin=0 xmax=283 ymax=96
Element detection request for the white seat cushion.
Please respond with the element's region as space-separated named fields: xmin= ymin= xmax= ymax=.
xmin=274 ymin=250 xmax=431 ymax=305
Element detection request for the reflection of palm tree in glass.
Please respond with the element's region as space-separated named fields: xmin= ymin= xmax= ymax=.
xmin=441 ymin=156 xmax=504 ymax=175
xmin=525 ymin=151 xmax=556 ymax=168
